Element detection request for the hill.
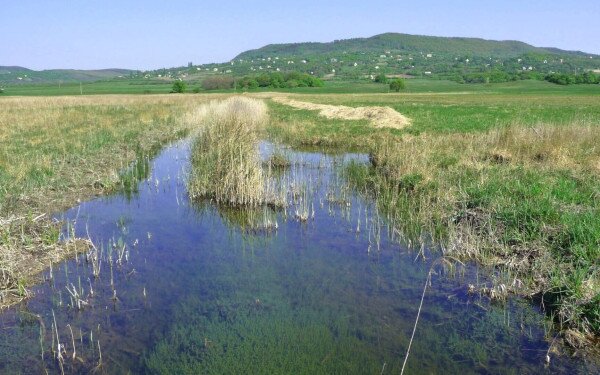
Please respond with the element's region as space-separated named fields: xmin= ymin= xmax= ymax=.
xmin=236 ymin=33 xmax=592 ymax=60
xmin=229 ymin=33 xmax=599 ymax=81
xmin=0 ymin=66 xmax=136 ymax=84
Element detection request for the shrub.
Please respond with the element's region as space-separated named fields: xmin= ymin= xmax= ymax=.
xmin=389 ymin=78 xmax=406 ymax=92
xmin=238 ymin=77 xmax=259 ymax=89
xmin=171 ymin=80 xmax=187 ymax=93
xmin=545 ymin=72 xmax=599 ymax=85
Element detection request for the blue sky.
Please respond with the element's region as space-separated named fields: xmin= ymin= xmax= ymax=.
xmin=2 ymin=0 xmax=599 ymax=70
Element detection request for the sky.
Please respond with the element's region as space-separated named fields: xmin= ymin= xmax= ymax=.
xmin=2 ymin=0 xmax=599 ymax=71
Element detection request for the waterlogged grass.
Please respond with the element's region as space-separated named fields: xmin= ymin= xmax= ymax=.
xmin=344 ymin=124 xmax=600 ymax=342
xmin=266 ymin=92 xmax=600 ymax=342
xmin=0 ymin=95 xmax=214 ymax=305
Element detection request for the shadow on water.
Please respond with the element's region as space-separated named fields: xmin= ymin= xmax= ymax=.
xmin=0 ymin=140 xmax=597 ymax=374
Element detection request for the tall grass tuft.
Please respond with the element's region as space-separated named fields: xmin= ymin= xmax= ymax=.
xmin=188 ymin=97 xmax=269 ymax=206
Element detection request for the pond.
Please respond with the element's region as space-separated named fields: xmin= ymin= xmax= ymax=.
xmin=0 ymin=140 xmax=596 ymax=374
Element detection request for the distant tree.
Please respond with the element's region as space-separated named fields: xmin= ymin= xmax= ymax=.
xmin=285 ymin=79 xmax=299 ymax=88
xmin=389 ymin=78 xmax=406 ymax=92
xmin=374 ymin=73 xmax=388 ymax=83
xmin=171 ymin=80 xmax=187 ymax=93
xmin=238 ymin=77 xmax=259 ymax=90
xmin=269 ymin=72 xmax=285 ymax=88
xmin=256 ymin=74 xmax=272 ymax=87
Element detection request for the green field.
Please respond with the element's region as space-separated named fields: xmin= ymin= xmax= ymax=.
xmin=3 ymin=77 xmax=599 ymax=97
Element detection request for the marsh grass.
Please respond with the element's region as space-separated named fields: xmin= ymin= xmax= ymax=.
xmin=0 ymin=215 xmax=91 ymax=307
xmin=0 ymin=94 xmax=216 ymax=306
xmin=265 ymin=150 xmax=291 ymax=169
xmin=346 ymin=121 xmax=600 ymax=341
xmin=187 ymin=97 xmax=270 ymax=206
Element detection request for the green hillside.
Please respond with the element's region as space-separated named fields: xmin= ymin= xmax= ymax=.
xmin=0 ymin=66 xmax=136 ymax=84
xmin=230 ymin=33 xmax=599 ymax=81
xmin=235 ymin=32 xmax=586 ymax=59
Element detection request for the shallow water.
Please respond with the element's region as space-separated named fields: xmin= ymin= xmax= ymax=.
xmin=0 ymin=141 xmax=597 ymax=374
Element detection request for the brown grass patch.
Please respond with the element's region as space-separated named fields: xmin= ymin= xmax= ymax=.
xmin=272 ymin=97 xmax=411 ymax=129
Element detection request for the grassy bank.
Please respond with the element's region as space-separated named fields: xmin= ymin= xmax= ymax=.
xmin=0 ymin=94 xmax=219 ymax=306
xmin=266 ymin=94 xmax=600 ymax=344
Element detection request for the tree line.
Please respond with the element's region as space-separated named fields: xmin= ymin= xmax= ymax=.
xmin=200 ymin=72 xmax=324 ymax=91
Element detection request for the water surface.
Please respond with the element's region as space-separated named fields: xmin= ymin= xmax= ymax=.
xmin=0 ymin=141 xmax=596 ymax=374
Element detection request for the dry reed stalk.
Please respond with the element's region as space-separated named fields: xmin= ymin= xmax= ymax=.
xmin=188 ymin=97 xmax=270 ymax=206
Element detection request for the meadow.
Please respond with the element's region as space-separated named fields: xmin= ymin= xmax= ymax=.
xmin=1 ymin=79 xmax=599 ymax=346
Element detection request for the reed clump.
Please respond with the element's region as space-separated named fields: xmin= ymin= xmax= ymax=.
xmin=188 ymin=97 xmax=270 ymax=206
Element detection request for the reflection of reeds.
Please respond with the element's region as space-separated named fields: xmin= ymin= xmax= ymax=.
xmin=188 ymin=97 xmax=269 ymax=206
xmin=193 ymin=200 xmax=279 ymax=234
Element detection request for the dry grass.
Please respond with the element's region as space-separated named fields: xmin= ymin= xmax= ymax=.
xmin=187 ymin=97 xmax=270 ymax=206
xmin=272 ymin=97 xmax=411 ymax=129
xmin=372 ymin=121 xmax=600 ymax=182
xmin=0 ymin=215 xmax=92 ymax=307
xmin=0 ymin=94 xmax=226 ymax=306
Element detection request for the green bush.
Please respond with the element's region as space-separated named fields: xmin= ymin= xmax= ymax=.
xmin=171 ymin=80 xmax=187 ymax=93
xmin=389 ymin=78 xmax=406 ymax=92
xmin=545 ymin=72 xmax=599 ymax=85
